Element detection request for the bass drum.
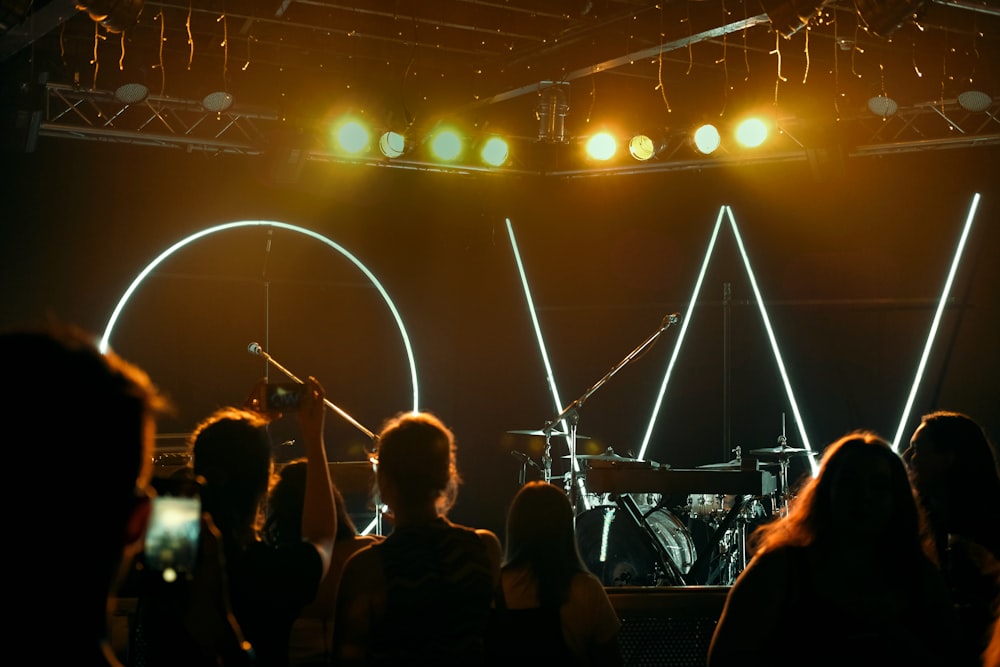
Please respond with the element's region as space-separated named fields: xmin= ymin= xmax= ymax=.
xmin=575 ymin=505 xmax=696 ymax=587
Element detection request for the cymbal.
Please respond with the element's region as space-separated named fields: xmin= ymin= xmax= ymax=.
xmin=561 ymin=453 xmax=636 ymax=462
xmin=697 ymin=460 xmax=743 ymax=469
xmin=698 ymin=459 xmax=777 ymax=470
xmin=748 ymin=446 xmax=813 ymax=456
xmin=507 ymin=429 xmax=588 ymax=438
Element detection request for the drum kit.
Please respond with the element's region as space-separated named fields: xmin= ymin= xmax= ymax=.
xmin=509 ymin=430 xmax=817 ymax=588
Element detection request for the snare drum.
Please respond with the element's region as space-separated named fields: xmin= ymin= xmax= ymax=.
xmin=687 ymin=493 xmax=738 ymax=523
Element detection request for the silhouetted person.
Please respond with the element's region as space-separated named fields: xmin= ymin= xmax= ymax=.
xmin=487 ymin=481 xmax=621 ymax=666
xmin=904 ymin=411 xmax=1000 ymax=664
xmin=708 ymin=431 xmax=965 ymax=667
xmin=3 ymin=323 xmax=251 ymax=666
xmin=263 ymin=458 xmax=382 ymax=666
xmin=136 ymin=377 xmax=337 ymax=667
xmin=332 ymin=411 xmax=502 ymax=666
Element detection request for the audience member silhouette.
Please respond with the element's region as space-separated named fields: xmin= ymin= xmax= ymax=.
xmin=263 ymin=458 xmax=382 ymax=666
xmin=332 ymin=411 xmax=502 ymax=666
xmin=707 ymin=431 xmax=966 ymax=667
xmin=3 ymin=323 xmax=251 ymax=666
xmin=136 ymin=376 xmax=337 ymax=667
xmin=486 ymin=481 xmax=622 ymax=666
xmin=903 ymin=411 xmax=1000 ymax=664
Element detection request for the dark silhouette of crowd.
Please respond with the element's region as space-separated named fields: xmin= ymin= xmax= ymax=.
xmin=9 ymin=319 xmax=997 ymax=667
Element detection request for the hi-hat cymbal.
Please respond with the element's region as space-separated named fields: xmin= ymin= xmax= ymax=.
xmin=507 ymin=429 xmax=588 ymax=438
xmin=748 ymin=446 xmax=813 ymax=456
xmin=561 ymin=453 xmax=636 ymax=462
xmin=697 ymin=460 xmax=743 ymax=469
xmin=698 ymin=459 xmax=778 ymax=470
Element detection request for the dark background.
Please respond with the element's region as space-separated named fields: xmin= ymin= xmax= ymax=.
xmin=2 ymin=136 xmax=997 ymax=538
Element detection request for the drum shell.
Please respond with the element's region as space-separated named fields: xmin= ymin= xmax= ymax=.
xmin=575 ymin=505 xmax=696 ymax=587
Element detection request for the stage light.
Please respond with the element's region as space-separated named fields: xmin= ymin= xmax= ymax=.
xmin=692 ymin=124 xmax=721 ymax=155
xmin=429 ymin=127 xmax=463 ymax=161
xmin=378 ymin=131 xmax=406 ymax=158
xmin=202 ymin=91 xmax=233 ymax=113
xmin=957 ymin=90 xmax=992 ymax=113
xmin=114 ymin=82 xmax=148 ymax=105
xmin=628 ymin=130 xmax=670 ymax=162
xmin=77 ymin=0 xmax=144 ymax=33
xmin=585 ymin=132 xmax=617 ymax=161
xmin=734 ymin=118 xmax=767 ymax=148
xmin=867 ymin=95 xmax=898 ymax=118
xmin=479 ymin=136 xmax=509 ymax=167
xmin=854 ymin=0 xmax=932 ymax=38
xmin=334 ymin=118 xmax=370 ymax=155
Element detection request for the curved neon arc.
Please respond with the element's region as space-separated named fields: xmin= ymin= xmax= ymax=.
xmin=99 ymin=220 xmax=419 ymax=412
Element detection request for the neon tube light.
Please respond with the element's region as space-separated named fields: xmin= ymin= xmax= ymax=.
xmin=891 ymin=192 xmax=981 ymax=451
xmin=638 ymin=206 xmax=727 ymax=462
xmin=100 ymin=220 xmax=420 ymax=413
xmin=506 ymin=218 xmax=590 ymax=509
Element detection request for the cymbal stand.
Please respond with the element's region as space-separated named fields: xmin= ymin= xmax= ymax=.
xmin=773 ymin=414 xmax=791 ymax=518
xmin=545 ymin=313 xmax=680 ymax=517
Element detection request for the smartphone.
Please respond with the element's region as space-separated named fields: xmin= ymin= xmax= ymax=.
xmin=264 ymin=382 xmax=306 ymax=412
xmin=144 ymin=492 xmax=201 ymax=582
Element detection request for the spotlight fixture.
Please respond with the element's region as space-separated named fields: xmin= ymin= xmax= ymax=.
xmin=202 ymin=91 xmax=233 ymax=113
xmin=867 ymin=94 xmax=898 ymax=118
xmin=628 ymin=132 xmax=667 ymax=162
xmin=114 ymin=82 xmax=148 ymax=105
xmin=692 ymin=124 xmax=721 ymax=155
xmin=479 ymin=136 xmax=509 ymax=167
xmin=854 ymin=0 xmax=932 ymax=38
xmin=761 ymin=0 xmax=831 ymax=38
xmin=77 ymin=0 xmax=145 ymax=33
xmin=378 ymin=131 xmax=406 ymax=158
xmin=734 ymin=118 xmax=768 ymax=148
xmin=335 ymin=119 xmax=370 ymax=155
xmin=584 ymin=132 xmax=617 ymax=161
xmin=957 ymin=90 xmax=992 ymax=113
xmin=429 ymin=127 xmax=463 ymax=162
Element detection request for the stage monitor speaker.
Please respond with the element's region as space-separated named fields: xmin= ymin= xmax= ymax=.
xmin=607 ymin=585 xmax=730 ymax=667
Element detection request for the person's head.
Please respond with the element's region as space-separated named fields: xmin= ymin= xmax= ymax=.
xmin=190 ymin=407 xmax=273 ymax=545
xmin=504 ymin=481 xmax=586 ymax=606
xmin=263 ymin=457 xmax=357 ymax=544
xmin=904 ymin=410 xmax=1000 ymax=548
xmin=904 ymin=411 xmax=999 ymax=500
xmin=374 ymin=411 xmax=460 ymax=516
xmin=752 ymin=431 xmax=923 ymax=559
xmin=2 ymin=324 xmax=168 ymax=608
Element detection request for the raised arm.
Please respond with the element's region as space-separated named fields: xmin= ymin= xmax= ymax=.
xmin=297 ymin=375 xmax=337 ymax=577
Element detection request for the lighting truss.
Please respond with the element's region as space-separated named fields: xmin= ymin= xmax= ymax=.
xmin=34 ymin=81 xmax=1000 ymax=175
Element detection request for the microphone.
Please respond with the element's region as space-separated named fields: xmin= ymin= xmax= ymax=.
xmin=248 ymin=342 xmax=263 ymax=356
xmin=510 ymin=450 xmax=540 ymax=470
xmin=668 ymin=312 xmax=680 ymax=325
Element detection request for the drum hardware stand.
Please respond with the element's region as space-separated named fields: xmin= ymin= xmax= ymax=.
xmin=774 ymin=413 xmax=791 ymax=518
xmin=544 ymin=312 xmax=681 ymax=518
xmin=614 ymin=492 xmax=689 ymax=586
xmin=688 ymin=494 xmax=754 ymax=585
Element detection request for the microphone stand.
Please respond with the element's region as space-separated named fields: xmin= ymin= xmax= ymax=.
xmin=545 ymin=313 xmax=680 ymax=518
xmin=248 ymin=342 xmax=385 ymax=534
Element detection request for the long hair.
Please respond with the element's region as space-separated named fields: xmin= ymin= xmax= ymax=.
xmin=915 ymin=411 xmax=1000 ymax=554
xmin=749 ymin=431 xmax=928 ymax=572
xmin=263 ymin=457 xmax=358 ymax=544
xmin=190 ymin=407 xmax=273 ymax=547
xmin=375 ymin=411 xmax=461 ymax=515
xmin=503 ymin=481 xmax=587 ymax=608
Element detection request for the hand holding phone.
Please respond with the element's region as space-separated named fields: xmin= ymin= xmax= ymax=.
xmin=144 ymin=478 xmax=202 ymax=583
